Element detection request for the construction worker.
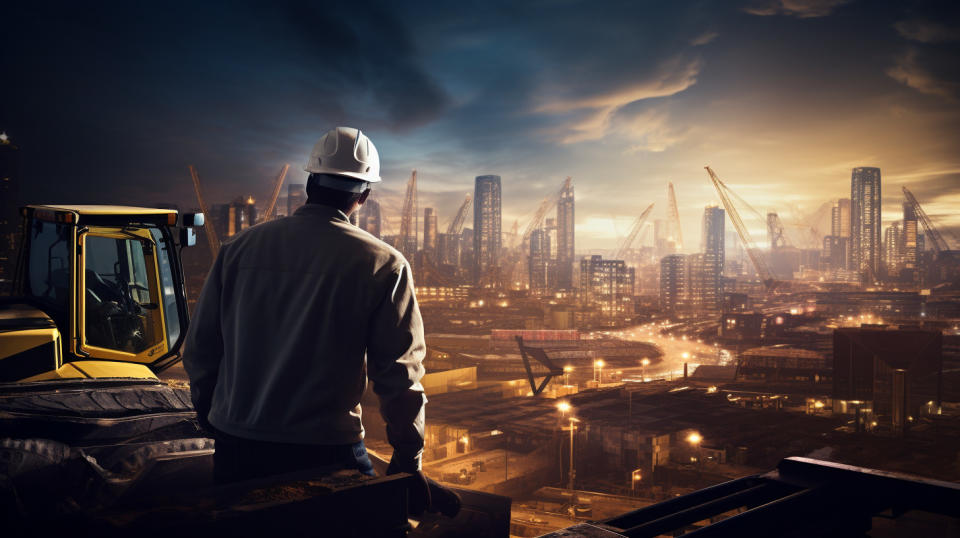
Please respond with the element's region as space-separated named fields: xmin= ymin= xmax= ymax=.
xmin=182 ymin=126 xmax=458 ymax=517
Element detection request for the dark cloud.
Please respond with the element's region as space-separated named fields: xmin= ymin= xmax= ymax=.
xmin=742 ymin=0 xmax=851 ymax=18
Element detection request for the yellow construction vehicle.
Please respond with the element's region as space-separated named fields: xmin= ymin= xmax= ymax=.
xmin=0 ymin=204 xmax=203 ymax=382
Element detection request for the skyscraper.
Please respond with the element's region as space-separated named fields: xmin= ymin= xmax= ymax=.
xmin=473 ymin=175 xmax=502 ymax=283
xmin=423 ymin=207 xmax=438 ymax=255
xmin=824 ymin=198 xmax=852 ymax=272
xmin=287 ymin=183 xmax=306 ymax=216
xmin=529 ymin=227 xmax=552 ymax=292
xmin=358 ymin=198 xmax=382 ymax=238
xmin=901 ymin=200 xmax=919 ymax=279
xmin=851 ymin=167 xmax=881 ymax=278
xmin=659 ymin=254 xmax=687 ymax=313
xmin=884 ymin=221 xmax=902 ymax=276
xmin=700 ymin=206 xmax=725 ymax=313
xmin=557 ymin=179 xmax=575 ymax=290
xmin=0 ymin=132 xmax=20 ymax=289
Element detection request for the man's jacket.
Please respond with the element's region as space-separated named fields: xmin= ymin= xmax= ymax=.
xmin=182 ymin=203 xmax=426 ymax=471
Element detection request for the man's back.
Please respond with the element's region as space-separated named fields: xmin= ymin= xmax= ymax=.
xmin=184 ymin=203 xmax=425 ymax=447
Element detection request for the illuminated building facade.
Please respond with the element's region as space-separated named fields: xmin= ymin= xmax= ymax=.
xmin=529 ymin=226 xmax=554 ymax=292
xmin=473 ymin=175 xmax=502 ymax=283
xmin=851 ymin=167 xmax=881 ymax=278
xmin=700 ymin=206 xmax=724 ymax=313
xmin=659 ymin=254 xmax=686 ymax=313
xmin=580 ymin=255 xmax=634 ymax=318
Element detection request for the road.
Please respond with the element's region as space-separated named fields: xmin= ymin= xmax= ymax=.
xmin=587 ymin=322 xmax=729 ymax=382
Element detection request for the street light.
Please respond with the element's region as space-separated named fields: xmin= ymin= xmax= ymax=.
xmin=594 ymin=359 xmax=605 ymax=383
xmin=631 ymin=469 xmax=643 ymax=495
xmin=563 ymin=365 xmax=573 ymax=385
xmin=641 ymin=357 xmax=650 ymax=381
xmin=562 ymin=417 xmax=581 ymax=490
xmin=687 ymin=432 xmax=703 ymax=478
xmin=460 ymin=435 xmax=470 ymax=453
xmin=557 ymin=400 xmax=571 ymax=416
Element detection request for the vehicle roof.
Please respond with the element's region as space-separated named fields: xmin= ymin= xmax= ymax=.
xmin=28 ymin=205 xmax=177 ymax=216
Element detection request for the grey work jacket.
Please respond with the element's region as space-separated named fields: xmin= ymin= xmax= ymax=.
xmin=182 ymin=203 xmax=426 ymax=471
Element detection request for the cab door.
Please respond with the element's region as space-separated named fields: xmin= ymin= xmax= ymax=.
xmin=75 ymin=227 xmax=170 ymax=363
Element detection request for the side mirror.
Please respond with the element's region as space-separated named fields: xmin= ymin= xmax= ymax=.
xmin=183 ymin=213 xmax=205 ymax=227
xmin=179 ymin=227 xmax=197 ymax=247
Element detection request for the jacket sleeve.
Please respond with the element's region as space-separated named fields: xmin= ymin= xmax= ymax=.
xmin=367 ymin=262 xmax=427 ymax=473
xmin=182 ymin=248 xmax=225 ymax=428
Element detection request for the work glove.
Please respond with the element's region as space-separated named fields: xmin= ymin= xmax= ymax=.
xmin=387 ymin=460 xmax=461 ymax=518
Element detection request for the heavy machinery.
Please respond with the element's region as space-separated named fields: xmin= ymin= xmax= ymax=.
xmin=614 ymin=202 xmax=655 ymax=261
xmin=1 ymin=205 xmax=203 ymax=382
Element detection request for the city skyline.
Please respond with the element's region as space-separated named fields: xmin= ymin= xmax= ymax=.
xmin=2 ymin=1 xmax=959 ymax=252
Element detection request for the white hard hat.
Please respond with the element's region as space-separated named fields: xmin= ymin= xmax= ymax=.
xmin=304 ymin=126 xmax=381 ymax=183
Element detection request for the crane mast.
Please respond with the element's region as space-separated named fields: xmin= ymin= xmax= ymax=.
xmin=705 ymin=166 xmax=776 ymax=289
xmin=262 ymin=164 xmax=290 ymax=223
xmin=614 ymin=203 xmax=655 ymax=260
xmin=188 ymin=165 xmax=222 ymax=259
xmin=668 ymin=182 xmax=684 ymax=251
xmin=446 ymin=194 xmax=472 ymax=235
xmin=902 ymin=186 xmax=952 ymax=253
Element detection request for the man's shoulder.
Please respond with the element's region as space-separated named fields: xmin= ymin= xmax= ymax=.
xmin=336 ymin=221 xmax=408 ymax=270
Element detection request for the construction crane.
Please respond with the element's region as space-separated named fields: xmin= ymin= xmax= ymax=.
xmin=262 ymin=164 xmax=290 ymax=222
xmin=903 ymin=186 xmax=954 ymax=253
xmin=705 ymin=166 xmax=776 ymax=289
xmin=188 ymin=165 xmax=221 ymax=259
xmin=446 ymin=193 xmax=471 ymax=235
xmin=667 ymin=182 xmax=684 ymax=251
xmin=614 ymin=203 xmax=655 ymax=260
xmin=398 ymin=170 xmax=419 ymax=259
xmin=521 ymin=177 xmax=572 ymax=243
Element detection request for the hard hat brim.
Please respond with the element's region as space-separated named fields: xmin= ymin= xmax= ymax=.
xmin=303 ymin=166 xmax=382 ymax=183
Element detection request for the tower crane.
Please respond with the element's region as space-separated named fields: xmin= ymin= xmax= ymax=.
xmin=188 ymin=165 xmax=221 ymax=259
xmin=614 ymin=203 xmax=655 ymax=260
xmin=446 ymin=194 xmax=472 ymax=235
xmin=668 ymin=182 xmax=684 ymax=250
xmin=902 ymin=186 xmax=955 ymax=253
xmin=705 ymin=166 xmax=777 ymax=290
xmin=767 ymin=212 xmax=789 ymax=250
xmin=262 ymin=164 xmax=290 ymax=222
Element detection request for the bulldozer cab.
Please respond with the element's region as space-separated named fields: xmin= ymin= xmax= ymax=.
xmin=2 ymin=205 xmax=201 ymax=381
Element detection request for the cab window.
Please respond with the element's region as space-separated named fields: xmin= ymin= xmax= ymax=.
xmin=26 ymin=220 xmax=70 ymax=313
xmin=83 ymin=234 xmax=165 ymax=354
xmin=149 ymin=227 xmax=182 ymax=351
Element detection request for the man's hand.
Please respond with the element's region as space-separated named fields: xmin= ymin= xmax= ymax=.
xmin=386 ymin=460 xmax=461 ymax=518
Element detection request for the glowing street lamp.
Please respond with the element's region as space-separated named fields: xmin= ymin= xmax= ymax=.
xmin=631 ymin=469 xmax=643 ymax=494
xmin=460 ymin=435 xmax=470 ymax=453
xmin=563 ymin=365 xmax=573 ymax=385
xmin=641 ymin=357 xmax=650 ymax=381
xmin=557 ymin=400 xmax=571 ymax=417
xmin=686 ymin=432 xmax=702 ymax=446
xmin=594 ymin=359 xmax=605 ymax=382
xmin=562 ymin=417 xmax=581 ymax=490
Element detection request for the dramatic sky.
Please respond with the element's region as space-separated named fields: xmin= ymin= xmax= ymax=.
xmin=3 ymin=0 xmax=959 ymax=251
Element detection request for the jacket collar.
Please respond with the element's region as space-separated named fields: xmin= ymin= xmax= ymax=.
xmin=293 ymin=203 xmax=351 ymax=223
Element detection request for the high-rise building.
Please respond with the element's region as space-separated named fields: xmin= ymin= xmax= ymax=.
xmin=287 ymin=183 xmax=306 ymax=216
xmin=437 ymin=233 xmax=460 ymax=267
xmin=659 ymin=254 xmax=687 ymax=313
xmin=851 ymin=167 xmax=881 ymax=277
xmin=529 ymin=227 xmax=554 ymax=292
xmin=423 ymin=207 xmax=438 ymax=255
xmin=699 ymin=206 xmax=725 ymax=313
xmin=0 ymin=132 xmax=21 ymax=289
xmin=580 ymin=255 xmax=634 ymax=318
xmin=473 ymin=175 xmax=502 ymax=283
xmin=832 ymin=198 xmax=851 ymax=238
xmin=901 ymin=200 xmax=919 ymax=279
xmin=244 ymin=196 xmax=257 ymax=229
xmin=884 ymin=221 xmax=902 ymax=276
xmin=556 ymin=179 xmax=575 ymax=289
xmin=357 ymin=198 xmax=382 ymax=238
